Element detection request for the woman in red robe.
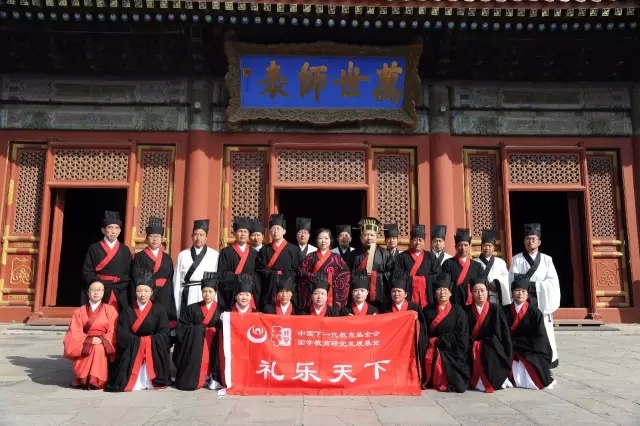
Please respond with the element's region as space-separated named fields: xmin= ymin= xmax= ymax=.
xmin=297 ymin=228 xmax=351 ymax=311
xmin=63 ymin=281 xmax=118 ymax=390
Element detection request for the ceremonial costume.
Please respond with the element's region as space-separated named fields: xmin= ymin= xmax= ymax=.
xmin=301 ymin=273 xmax=340 ymax=317
xmin=394 ymin=224 xmax=438 ymax=308
xmin=474 ymin=230 xmax=510 ymax=305
xmin=228 ymin=275 xmax=260 ymax=313
xmin=250 ymin=220 xmax=264 ymax=253
xmin=173 ymin=219 xmax=220 ymax=318
xmin=441 ymin=228 xmax=484 ymax=306
xmin=465 ymin=284 xmax=513 ymax=393
xmin=503 ymin=279 xmax=556 ymax=390
xmin=384 ymin=223 xmax=401 ymax=262
xmin=263 ymin=277 xmax=298 ymax=315
xmin=422 ymin=275 xmax=470 ymax=393
xmin=105 ymin=272 xmax=171 ymax=392
xmin=508 ymin=223 xmax=561 ymax=367
xmin=427 ymin=225 xmax=453 ymax=270
xmin=218 ymin=217 xmax=259 ymax=309
xmin=339 ymin=271 xmax=379 ymax=316
xmin=131 ymin=217 xmax=176 ymax=327
xmin=331 ymin=224 xmax=354 ymax=262
xmin=82 ymin=211 xmax=132 ymax=311
xmin=63 ymin=300 xmax=118 ymax=390
xmin=255 ymin=214 xmax=302 ymax=311
xmin=346 ymin=218 xmax=393 ymax=310
xmin=296 ymin=217 xmax=317 ymax=257
xmin=173 ymin=273 xmax=225 ymax=391
xmin=297 ymin=248 xmax=350 ymax=310
xmin=382 ymin=274 xmax=426 ymax=327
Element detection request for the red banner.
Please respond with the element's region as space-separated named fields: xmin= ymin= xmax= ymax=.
xmin=221 ymin=311 xmax=421 ymax=396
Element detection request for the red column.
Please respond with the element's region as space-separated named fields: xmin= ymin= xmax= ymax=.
xmin=430 ymin=133 xmax=456 ymax=251
xmin=183 ymin=130 xmax=210 ymax=248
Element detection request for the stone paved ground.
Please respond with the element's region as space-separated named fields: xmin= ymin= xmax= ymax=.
xmin=0 ymin=325 xmax=639 ymax=426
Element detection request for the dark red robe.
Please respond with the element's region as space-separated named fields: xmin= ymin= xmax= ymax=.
xmin=297 ymin=251 xmax=350 ymax=310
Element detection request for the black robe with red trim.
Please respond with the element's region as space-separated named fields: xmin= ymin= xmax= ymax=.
xmin=218 ymin=245 xmax=258 ymax=308
xmin=346 ymin=246 xmax=394 ymax=309
xmin=382 ymin=300 xmax=428 ymax=376
xmin=82 ymin=241 xmax=133 ymax=310
xmin=441 ymin=258 xmax=485 ymax=306
xmin=105 ymin=302 xmax=171 ymax=392
xmin=301 ymin=305 xmax=341 ymax=317
xmin=465 ymin=302 xmax=513 ymax=392
xmin=422 ymin=303 xmax=470 ymax=393
xmin=263 ymin=304 xmax=299 ymax=315
xmin=503 ymin=303 xmax=555 ymax=388
xmin=131 ymin=250 xmax=176 ymax=326
xmin=394 ymin=250 xmax=439 ymax=306
xmin=255 ymin=242 xmax=302 ymax=311
xmin=339 ymin=302 xmax=379 ymax=316
xmin=172 ymin=301 xmax=224 ymax=391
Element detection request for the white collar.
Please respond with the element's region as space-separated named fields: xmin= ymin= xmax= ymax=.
xmin=299 ymin=244 xmax=307 ymax=250
xmin=89 ymin=300 xmax=101 ymax=312
xmin=206 ymin=301 xmax=214 ymax=310
xmin=273 ymin=240 xmax=284 ymax=247
xmin=484 ymin=255 xmax=492 ymax=261
xmin=193 ymin=246 xmax=204 ymax=254
xmin=515 ymin=301 xmax=525 ymax=313
xmin=395 ymin=301 xmax=405 ymax=310
xmin=279 ymin=302 xmax=290 ymax=313
xmin=459 ymin=256 xmax=468 ymax=262
xmin=432 ymin=250 xmax=442 ymax=256
xmin=103 ymin=237 xmax=117 ymax=249
xmin=355 ymin=301 xmax=365 ymax=311
xmin=527 ymin=251 xmax=539 ymax=258
xmin=148 ymin=247 xmax=160 ymax=256
xmin=235 ymin=303 xmax=250 ymax=313
xmin=253 ymin=244 xmax=263 ymax=251
xmin=475 ymin=303 xmax=485 ymax=313
xmin=412 ymin=250 xmax=421 ymax=256
xmin=339 ymin=245 xmax=351 ymax=251
xmin=313 ymin=305 xmax=326 ymax=314
xmin=319 ymin=249 xmax=329 ymax=255
xmin=136 ymin=300 xmax=148 ymax=311
xmin=236 ymin=243 xmax=247 ymax=252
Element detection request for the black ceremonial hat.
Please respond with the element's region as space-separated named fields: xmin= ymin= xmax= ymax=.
xmin=336 ymin=224 xmax=352 ymax=235
xmin=135 ymin=268 xmax=155 ymax=290
xmin=433 ymin=273 xmax=452 ymax=290
xmin=233 ymin=216 xmax=253 ymax=232
xmin=384 ymin=223 xmax=399 ymax=238
xmin=470 ymin=277 xmax=489 ymax=288
xmin=250 ymin=219 xmax=264 ymax=234
xmin=350 ymin=270 xmax=370 ymax=290
xmin=193 ymin=219 xmax=210 ymax=233
xmin=102 ymin=210 xmax=122 ymax=228
xmin=269 ymin=214 xmax=286 ymax=229
xmin=145 ymin=217 xmax=164 ymax=236
xmin=524 ymin=223 xmax=542 ymax=238
xmin=201 ymin=271 xmax=220 ymax=291
xmin=390 ymin=271 xmax=410 ymax=292
xmin=235 ymin=274 xmax=255 ymax=294
xmin=481 ymin=229 xmax=498 ymax=245
xmin=311 ymin=272 xmax=330 ymax=292
xmin=454 ymin=228 xmax=472 ymax=244
xmin=296 ymin=217 xmax=312 ymax=232
xmin=512 ymin=276 xmax=531 ymax=291
xmin=358 ymin=217 xmax=380 ymax=234
xmin=410 ymin=224 xmax=426 ymax=240
xmin=431 ymin=224 xmax=447 ymax=240
xmin=276 ymin=276 xmax=295 ymax=292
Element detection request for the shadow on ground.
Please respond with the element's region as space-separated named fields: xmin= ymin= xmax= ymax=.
xmin=7 ymin=355 xmax=73 ymax=387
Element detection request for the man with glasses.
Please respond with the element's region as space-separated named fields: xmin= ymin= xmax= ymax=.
xmin=508 ymin=223 xmax=561 ymax=368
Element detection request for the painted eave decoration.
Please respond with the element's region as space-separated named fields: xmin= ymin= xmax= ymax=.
xmin=224 ymin=38 xmax=423 ymax=129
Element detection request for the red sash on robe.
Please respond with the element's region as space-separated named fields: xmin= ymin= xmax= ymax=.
xmin=508 ymin=302 xmax=545 ymax=389
xmin=310 ymin=305 xmax=327 ymax=317
xmin=312 ymin=251 xmax=334 ymax=306
xmin=455 ymin=256 xmax=473 ymax=305
xmin=392 ymin=301 xmax=409 ymax=312
xmin=144 ymin=248 xmax=167 ymax=287
xmin=276 ymin=303 xmax=293 ymax=316
xmin=79 ymin=304 xmax=115 ymax=357
xmin=124 ymin=302 xmax=157 ymax=392
xmin=352 ymin=302 xmax=368 ymax=316
xmin=267 ymin=241 xmax=287 ymax=269
xmin=96 ymin=241 xmax=122 ymax=310
xmin=358 ymin=253 xmax=378 ymax=302
xmin=231 ymin=304 xmax=251 ymax=313
xmin=198 ymin=301 xmax=218 ymax=389
xmin=470 ymin=302 xmax=494 ymax=393
xmin=409 ymin=252 xmax=428 ymax=308
xmin=423 ymin=303 xmax=451 ymax=392
xmin=233 ymin=243 xmax=256 ymax=310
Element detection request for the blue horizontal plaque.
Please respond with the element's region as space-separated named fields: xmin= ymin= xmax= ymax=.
xmin=239 ymin=56 xmax=407 ymax=110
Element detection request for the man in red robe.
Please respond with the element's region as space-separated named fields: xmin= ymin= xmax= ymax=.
xmin=82 ymin=210 xmax=132 ymax=311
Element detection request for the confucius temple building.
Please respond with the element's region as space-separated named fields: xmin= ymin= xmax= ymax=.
xmin=0 ymin=0 xmax=639 ymax=325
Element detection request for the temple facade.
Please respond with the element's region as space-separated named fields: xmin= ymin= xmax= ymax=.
xmin=0 ymin=0 xmax=638 ymax=324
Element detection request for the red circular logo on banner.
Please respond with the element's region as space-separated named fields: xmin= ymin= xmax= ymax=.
xmin=246 ymin=325 xmax=268 ymax=344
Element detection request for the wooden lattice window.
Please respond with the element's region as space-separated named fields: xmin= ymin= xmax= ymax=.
xmin=375 ymin=153 xmax=411 ymax=238
xmin=138 ymin=150 xmax=173 ymax=238
xmin=466 ymin=153 xmax=500 ymax=239
xmin=13 ymin=149 xmax=46 ymax=235
xmin=276 ymin=150 xmax=366 ymax=183
xmin=587 ymin=156 xmax=618 ymax=239
xmin=230 ymin=151 xmax=267 ymax=221
xmin=52 ymin=149 xmax=129 ymax=181
xmin=508 ymin=153 xmax=581 ymax=185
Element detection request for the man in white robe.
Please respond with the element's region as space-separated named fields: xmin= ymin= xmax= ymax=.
xmin=474 ymin=229 xmax=510 ymax=305
xmin=296 ymin=217 xmax=317 ymax=258
xmin=332 ymin=224 xmax=354 ymax=262
xmin=173 ymin=219 xmax=220 ymax=318
xmin=509 ymin=223 xmax=561 ymax=368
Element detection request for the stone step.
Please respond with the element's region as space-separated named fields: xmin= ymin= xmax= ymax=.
xmin=554 ymin=319 xmax=604 ymax=327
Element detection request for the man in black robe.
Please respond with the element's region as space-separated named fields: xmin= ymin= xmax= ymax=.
xmin=466 ymin=278 xmax=512 ymax=393
xmin=384 ymin=223 xmax=400 ymax=261
xmin=131 ymin=217 xmax=176 ymax=329
xmin=256 ymin=214 xmax=302 ymax=311
xmin=422 ymin=274 xmax=470 ymax=393
xmin=442 ymin=228 xmax=484 ymax=306
xmin=332 ymin=224 xmax=354 ymax=262
xmin=218 ymin=216 xmax=259 ymax=309
xmin=250 ymin=219 xmax=265 ymax=252
xmin=339 ymin=270 xmax=379 ymax=316
xmin=427 ymin=224 xmax=452 ymax=270
xmin=173 ymin=272 xmax=224 ymax=391
xmin=503 ymin=278 xmax=556 ymax=389
xmin=394 ymin=224 xmax=439 ymax=308
xmin=347 ymin=217 xmax=393 ymax=311
xmin=82 ymin=210 xmax=132 ymax=311
xmin=105 ymin=270 xmax=171 ymax=392
xmin=296 ymin=217 xmax=317 ymax=258
xmin=263 ymin=276 xmax=298 ymax=316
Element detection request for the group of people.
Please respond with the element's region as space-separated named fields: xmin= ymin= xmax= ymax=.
xmin=63 ymin=210 xmax=561 ymax=394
